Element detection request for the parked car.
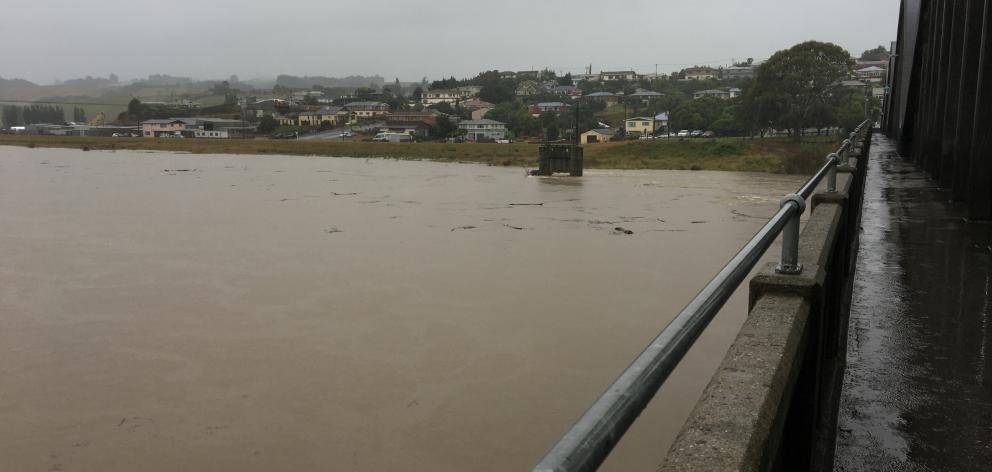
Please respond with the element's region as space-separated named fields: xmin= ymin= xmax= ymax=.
xmin=690 ymin=130 xmax=704 ymax=137
xmin=702 ymin=131 xmax=716 ymax=138
xmin=495 ymin=139 xmax=511 ymax=144
xmin=677 ymin=130 xmax=690 ymax=137
xmin=638 ymin=135 xmax=655 ymax=140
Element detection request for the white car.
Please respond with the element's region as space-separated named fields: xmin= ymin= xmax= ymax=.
xmin=677 ymin=130 xmax=690 ymax=137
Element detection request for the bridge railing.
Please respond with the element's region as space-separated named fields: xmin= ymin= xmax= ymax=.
xmin=532 ymin=121 xmax=872 ymax=472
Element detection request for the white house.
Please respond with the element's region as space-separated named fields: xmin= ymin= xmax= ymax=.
xmin=458 ymin=119 xmax=507 ymax=141
xmin=600 ymin=71 xmax=638 ymax=81
xmin=693 ymin=89 xmax=732 ymax=100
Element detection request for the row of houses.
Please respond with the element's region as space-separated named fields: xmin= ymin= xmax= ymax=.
xmin=140 ymin=117 xmax=253 ymax=138
xmin=577 ymin=112 xmax=670 ymax=144
xmin=372 ymin=117 xmax=508 ymax=142
xmin=269 ymin=101 xmax=392 ymax=127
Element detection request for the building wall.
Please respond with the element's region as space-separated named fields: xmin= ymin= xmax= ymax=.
xmin=471 ymin=108 xmax=493 ymax=121
xmin=458 ymin=124 xmax=506 ymax=141
xmin=142 ymin=122 xmax=185 ymax=137
xmin=625 ymin=120 xmax=653 ymax=135
xmin=581 ymin=131 xmax=613 ymax=144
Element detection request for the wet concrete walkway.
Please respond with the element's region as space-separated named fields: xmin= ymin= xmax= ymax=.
xmin=834 ymin=135 xmax=992 ymax=471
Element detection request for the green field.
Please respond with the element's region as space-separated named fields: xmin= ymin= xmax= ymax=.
xmin=0 ymin=135 xmax=839 ymax=174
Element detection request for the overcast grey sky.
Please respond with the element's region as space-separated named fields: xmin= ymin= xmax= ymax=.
xmin=0 ymin=0 xmax=899 ymax=84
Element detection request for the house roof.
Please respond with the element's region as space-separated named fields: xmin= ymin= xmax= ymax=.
xmin=857 ymin=66 xmax=886 ymax=72
xmin=345 ymin=101 xmax=388 ymax=107
xmin=586 ymin=128 xmax=617 ymax=136
xmin=141 ymin=119 xmax=186 ymax=124
xmin=391 ymin=111 xmax=440 ymax=116
xmin=459 ymin=119 xmax=506 ymax=126
xmin=462 ymin=99 xmax=495 ymax=108
xmin=655 ymin=112 xmax=670 ymax=120
xmin=601 ymin=71 xmax=636 ymax=75
xmin=585 ymin=91 xmax=617 ymax=97
xmin=383 ymin=121 xmax=430 ymax=129
xmin=424 ymin=88 xmax=460 ymax=95
xmin=695 ymin=89 xmax=729 ymax=94
xmin=625 ymin=117 xmax=654 ymax=122
xmin=535 ymin=102 xmax=568 ymax=107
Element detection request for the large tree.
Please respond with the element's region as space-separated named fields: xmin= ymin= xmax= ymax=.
xmin=860 ymin=45 xmax=890 ymax=62
xmin=670 ymin=97 xmax=729 ymax=132
xmin=750 ymin=41 xmax=853 ymax=139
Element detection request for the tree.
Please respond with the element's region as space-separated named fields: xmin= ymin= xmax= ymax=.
xmin=430 ymin=101 xmax=455 ymax=115
xmin=2 ymin=105 xmax=21 ymax=127
xmin=485 ymin=101 xmax=541 ymax=138
xmin=430 ymin=76 xmax=459 ymax=90
xmin=431 ymin=114 xmax=458 ymax=139
xmin=860 ymin=45 xmax=890 ymax=62
xmin=211 ymin=80 xmax=231 ymax=95
xmin=412 ymin=86 xmax=424 ymax=101
xmin=257 ymin=115 xmax=278 ymax=134
xmin=393 ymin=78 xmax=403 ymax=98
xmin=749 ymin=41 xmax=853 ymax=140
xmin=128 ymin=98 xmax=143 ymax=115
xmin=73 ymin=106 xmax=87 ymax=123
xmin=670 ymin=97 xmax=728 ymax=131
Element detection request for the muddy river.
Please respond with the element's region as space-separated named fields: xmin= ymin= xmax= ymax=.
xmin=0 ymin=146 xmax=804 ymax=471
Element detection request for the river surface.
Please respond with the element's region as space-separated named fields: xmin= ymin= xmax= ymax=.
xmin=0 ymin=146 xmax=804 ymax=471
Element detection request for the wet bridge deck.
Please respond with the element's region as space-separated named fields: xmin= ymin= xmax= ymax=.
xmin=834 ymin=134 xmax=992 ymax=470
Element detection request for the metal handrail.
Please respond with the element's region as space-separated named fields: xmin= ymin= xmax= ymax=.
xmin=532 ymin=121 xmax=871 ymax=472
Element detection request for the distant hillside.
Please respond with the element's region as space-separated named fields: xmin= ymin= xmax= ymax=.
xmin=276 ymin=75 xmax=385 ymax=90
xmin=0 ymin=77 xmax=43 ymax=100
xmin=0 ymin=76 xmax=121 ymax=101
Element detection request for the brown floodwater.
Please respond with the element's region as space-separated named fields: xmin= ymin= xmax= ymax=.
xmin=0 ymin=146 xmax=803 ymax=471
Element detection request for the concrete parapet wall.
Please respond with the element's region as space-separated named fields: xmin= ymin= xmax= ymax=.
xmin=660 ymin=132 xmax=872 ymax=472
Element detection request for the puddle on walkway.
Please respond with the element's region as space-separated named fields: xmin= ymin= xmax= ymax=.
xmin=835 ymin=136 xmax=992 ymax=471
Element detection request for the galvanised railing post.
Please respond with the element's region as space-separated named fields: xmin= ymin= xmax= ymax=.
xmin=775 ymin=194 xmax=806 ymax=275
xmin=826 ymin=153 xmax=839 ymax=193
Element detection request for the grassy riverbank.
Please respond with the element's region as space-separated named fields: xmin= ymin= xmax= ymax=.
xmin=0 ymin=135 xmax=839 ymax=174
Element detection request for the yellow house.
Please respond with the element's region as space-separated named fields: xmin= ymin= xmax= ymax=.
xmin=581 ymin=128 xmax=617 ymax=144
xmin=140 ymin=118 xmax=191 ymax=137
xmin=298 ymin=107 xmax=348 ymax=127
xmin=274 ymin=113 xmax=298 ymax=126
xmin=625 ymin=117 xmax=655 ymax=136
